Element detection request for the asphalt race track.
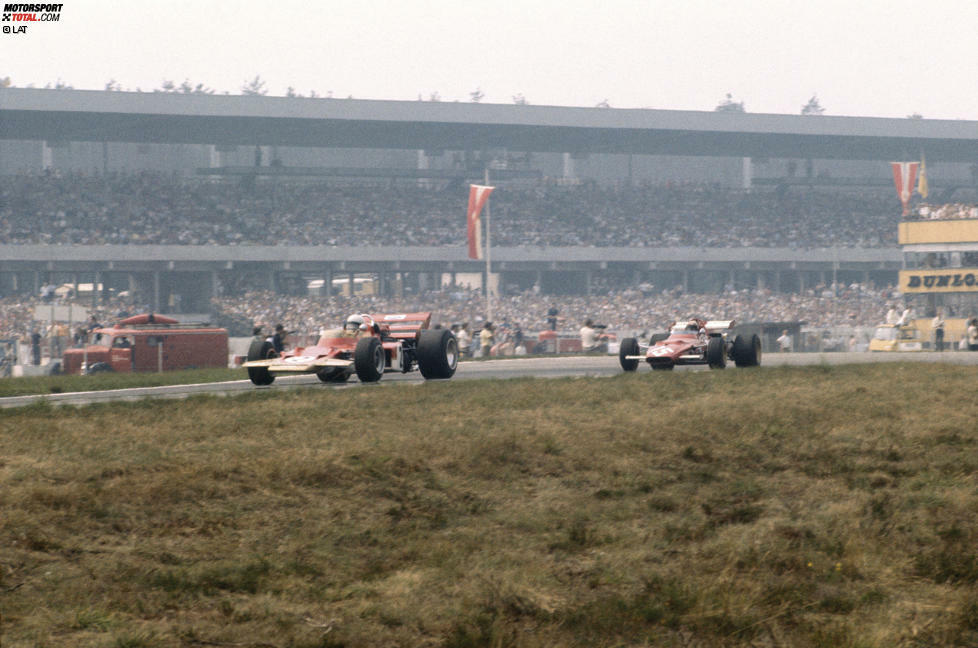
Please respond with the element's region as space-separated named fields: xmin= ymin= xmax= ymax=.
xmin=3 ymin=351 xmax=978 ymax=409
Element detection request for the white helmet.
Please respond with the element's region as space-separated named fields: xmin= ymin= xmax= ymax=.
xmin=345 ymin=314 xmax=364 ymax=332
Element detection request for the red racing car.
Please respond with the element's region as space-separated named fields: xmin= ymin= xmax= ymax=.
xmin=243 ymin=312 xmax=458 ymax=385
xmin=618 ymin=318 xmax=761 ymax=371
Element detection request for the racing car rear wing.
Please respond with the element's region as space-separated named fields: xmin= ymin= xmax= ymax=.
xmin=370 ymin=312 xmax=433 ymax=338
xmin=704 ymin=320 xmax=735 ymax=334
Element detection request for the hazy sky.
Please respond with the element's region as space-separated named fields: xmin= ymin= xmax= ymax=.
xmin=5 ymin=0 xmax=978 ymax=119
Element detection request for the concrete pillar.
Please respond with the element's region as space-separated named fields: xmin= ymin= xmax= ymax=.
xmin=93 ymin=271 xmax=101 ymax=308
xmin=348 ymin=272 xmax=355 ymax=297
xmin=153 ymin=271 xmax=161 ymax=312
xmin=586 ymin=269 xmax=592 ymax=296
xmin=323 ymin=266 xmax=332 ymax=299
xmin=742 ymin=157 xmax=753 ymax=190
xmin=416 ymin=150 xmax=430 ymax=188
xmin=211 ymin=270 xmax=220 ymax=299
xmin=682 ymin=270 xmax=689 ymax=293
xmin=562 ymin=153 xmax=575 ymax=181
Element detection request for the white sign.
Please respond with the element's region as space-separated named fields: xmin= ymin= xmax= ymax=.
xmin=33 ymin=305 xmax=89 ymax=323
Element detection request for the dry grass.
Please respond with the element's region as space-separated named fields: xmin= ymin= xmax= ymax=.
xmin=2 ymin=363 xmax=978 ymax=647
xmin=0 ymin=368 xmax=243 ymax=398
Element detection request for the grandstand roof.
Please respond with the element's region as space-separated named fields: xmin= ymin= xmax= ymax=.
xmin=2 ymin=87 xmax=977 ymax=161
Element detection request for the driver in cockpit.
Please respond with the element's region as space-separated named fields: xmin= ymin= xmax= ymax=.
xmin=343 ymin=314 xmax=366 ymax=338
xmin=344 ymin=314 xmax=381 ymax=338
xmin=683 ymin=319 xmax=707 ymax=340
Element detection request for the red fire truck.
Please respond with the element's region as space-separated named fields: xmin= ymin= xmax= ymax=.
xmin=61 ymin=314 xmax=228 ymax=374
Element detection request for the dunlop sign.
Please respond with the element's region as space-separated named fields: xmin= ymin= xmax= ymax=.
xmin=900 ymin=269 xmax=978 ymax=293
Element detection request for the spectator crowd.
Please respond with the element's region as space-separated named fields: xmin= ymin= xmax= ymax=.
xmin=209 ymin=282 xmax=899 ymax=343
xmin=2 ymin=281 xmax=900 ymax=350
xmin=6 ymin=170 xmax=975 ymax=363
xmin=1 ymin=171 xmax=910 ymax=249
xmin=914 ymin=202 xmax=978 ymax=220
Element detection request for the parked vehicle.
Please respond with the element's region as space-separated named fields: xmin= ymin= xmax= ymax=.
xmin=61 ymin=314 xmax=228 ymax=374
xmin=868 ymin=323 xmax=924 ymax=352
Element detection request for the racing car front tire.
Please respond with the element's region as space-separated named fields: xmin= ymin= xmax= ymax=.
xmin=246 ymin=338 xmax=277 ymax=386
xmin=732 ymin=334 xmax=762 ymax=367
xmin=417 ymin=329 xmax=459 ymax=379
xmin=619 ymin=337 xmax=640 ymax=371
xmin=354 ymin=337 xmax=385 ymax=383
xmin=706 ymin=336 xmax=726 ymax=369
xmin=316 ymin=367 xmax=349 ymax=383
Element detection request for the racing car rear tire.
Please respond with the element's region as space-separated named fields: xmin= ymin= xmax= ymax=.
xmin=706 ymin=336 xmax=726 ymax=369
xmin=732 ymin=334 xmax=762 ymax=367
xmin=619 ymin=337 xmax=640 ymax=371
xmin=417 ymin=329 xmax=459 ymax=379
xmin=354 ymin=337 xmax=385 ymax=383
xmin=246 ymin=338 xmax=278 ymax=385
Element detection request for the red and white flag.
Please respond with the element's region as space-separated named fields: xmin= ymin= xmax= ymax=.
xmin=891 ymin=161 xmax=920 ymax=217
xmin=466 ymin=184 xmax=495 ymax=260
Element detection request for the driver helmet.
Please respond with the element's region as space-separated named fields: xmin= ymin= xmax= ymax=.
xmin=345 ymin=314 xmax=365 ymax=333
xmin=685 ymin=320 xmax=699 ymax=332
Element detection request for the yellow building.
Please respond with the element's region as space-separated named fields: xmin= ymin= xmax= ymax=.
xmin=899 ymin=217 xmax=978 ymax=348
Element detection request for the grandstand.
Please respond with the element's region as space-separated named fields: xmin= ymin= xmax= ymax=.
xmin=1 ymin=87 xmax=976 ymax=320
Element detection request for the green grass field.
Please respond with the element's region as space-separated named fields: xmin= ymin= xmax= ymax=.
xmin=2 ymin=363 xmax=978 ymax=647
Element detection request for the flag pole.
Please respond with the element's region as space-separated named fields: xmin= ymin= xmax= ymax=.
xmin=484 ymin=166 xmax=492 ymax=322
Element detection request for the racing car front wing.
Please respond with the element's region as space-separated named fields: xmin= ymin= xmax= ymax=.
xmin=241 ymin=357 xmax=353 ymax=373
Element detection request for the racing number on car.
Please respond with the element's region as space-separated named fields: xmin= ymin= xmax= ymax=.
xmin=284 ymin=355 xmax=317 ymax=364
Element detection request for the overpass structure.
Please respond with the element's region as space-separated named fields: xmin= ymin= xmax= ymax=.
xmin=2 ymin=88 xmax=970 ymax=309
